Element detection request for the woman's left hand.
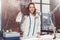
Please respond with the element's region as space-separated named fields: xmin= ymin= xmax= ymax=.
xmin=36 ymin=32 xmax=40 ymax=38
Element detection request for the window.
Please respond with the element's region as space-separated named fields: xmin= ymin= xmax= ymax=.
xmin=32 ymin=0 xmax=51 ymax=34
xmin=42 ymin=5 xmax=50 ymax=13
xmin=32 ymin=0 xmax=40 ymax=3
xmin=42 ymin=0 xmax=50 ymax=3
xmin=35 ymin=4 xmax=40 ymax=12
xmin=32 ymin=0 xmax=40 ymax=12
xmin=42 ymin=0 xmax=51 ymax=34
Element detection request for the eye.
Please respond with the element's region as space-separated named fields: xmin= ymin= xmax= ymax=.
xmin=29 ymin=7 xmax=35 ymax=8
xmin=29 ymin=7 xmax=31 ymax=8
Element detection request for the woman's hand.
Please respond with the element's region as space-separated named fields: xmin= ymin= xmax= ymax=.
xmin=36 ymin=32 xmax=40 ymax=38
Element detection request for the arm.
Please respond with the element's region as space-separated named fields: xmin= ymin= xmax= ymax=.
xmin=36 ymin=15 xmax=41 ymax=37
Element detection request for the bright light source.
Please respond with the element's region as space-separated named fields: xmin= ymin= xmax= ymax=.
xmin=58 ymin=0 xmax=60 ymax=3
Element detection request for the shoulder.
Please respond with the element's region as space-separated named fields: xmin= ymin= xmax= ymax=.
xmin=24 ymin=15 xmax=29 ymax=20
xmin=35 ymin=12 xmax=40 ymax=19
xmin=36 ymin=12 xmax=41 ymax=16
xmin=24 ymin=15 xmax=29 ymax=18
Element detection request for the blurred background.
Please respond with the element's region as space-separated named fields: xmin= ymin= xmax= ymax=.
xmin=1 ymin=0 xmax=60 ymax=35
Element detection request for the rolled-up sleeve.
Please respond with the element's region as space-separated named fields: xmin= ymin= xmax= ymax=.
xmin=37 ymin=16 xmax=41 ymax=33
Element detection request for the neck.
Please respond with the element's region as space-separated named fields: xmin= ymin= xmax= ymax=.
xmin=30 ymin=13 xmax=36 ymax=16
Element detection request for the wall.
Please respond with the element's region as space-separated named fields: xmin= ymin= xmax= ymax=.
xmin=2 ymin=0 xmax=21 ymax=32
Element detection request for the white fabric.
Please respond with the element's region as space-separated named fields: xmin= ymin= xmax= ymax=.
xmin=16 ymin=12 xmax=22 ymax=22
xmin=54 ymin=38 xmax=60 ymax=40
xmin=16 ymin=12 xmax=41 ymax=40
xmin=21 ymin=35 xmax=53 ymax=40
xmin=21 ymin=13 xmax=41 ymax=39
xmin=21 ymin=34 xmax=60 ymax=40
xmin=3 ymin=32 xmax=20 ymax=37
xmin=56 ymin=33 xmax=60 ymax=39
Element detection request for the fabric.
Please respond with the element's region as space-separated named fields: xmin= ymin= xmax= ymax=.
xmin=20 ymin=35 xmax=53 ymax=40
xmin=21 ymin=13 xmax=41 ymax=39
xmin=16 ymin=12 xmax=41 ymax=40
xmin=16 ymin=12 xmax=22 ymax=22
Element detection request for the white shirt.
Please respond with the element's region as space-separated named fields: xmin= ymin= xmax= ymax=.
xmin=21 ymin=13 xmax=41 ymax=38
xmin=16 ymin=12 xmax=41 ymax=39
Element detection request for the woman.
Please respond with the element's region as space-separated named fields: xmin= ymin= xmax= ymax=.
xmin=16 ymin=3 xmax=41 ymax=40
xmin=22 ymin=2 xmax=41 ymax=39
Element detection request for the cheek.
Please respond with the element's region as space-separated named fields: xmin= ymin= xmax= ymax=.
xmin=29 ymin=8 xmax=31 ymax=11
xmin=29 ymin=8 xmax=35 ymax=12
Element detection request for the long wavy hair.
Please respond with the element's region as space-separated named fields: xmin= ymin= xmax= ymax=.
xmin=26 ymin=3 xmax=36 ymax=16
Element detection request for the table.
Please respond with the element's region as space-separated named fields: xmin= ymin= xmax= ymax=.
xmin=21 ymin=35 xmax=53 ymax=40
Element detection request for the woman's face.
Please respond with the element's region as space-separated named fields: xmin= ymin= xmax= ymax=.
xmin=29 ymin=4 xmax=35 ymax=14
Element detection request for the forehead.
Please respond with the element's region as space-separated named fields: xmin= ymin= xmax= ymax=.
xmin=29 ymin=4 xmax=35 ymax=7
